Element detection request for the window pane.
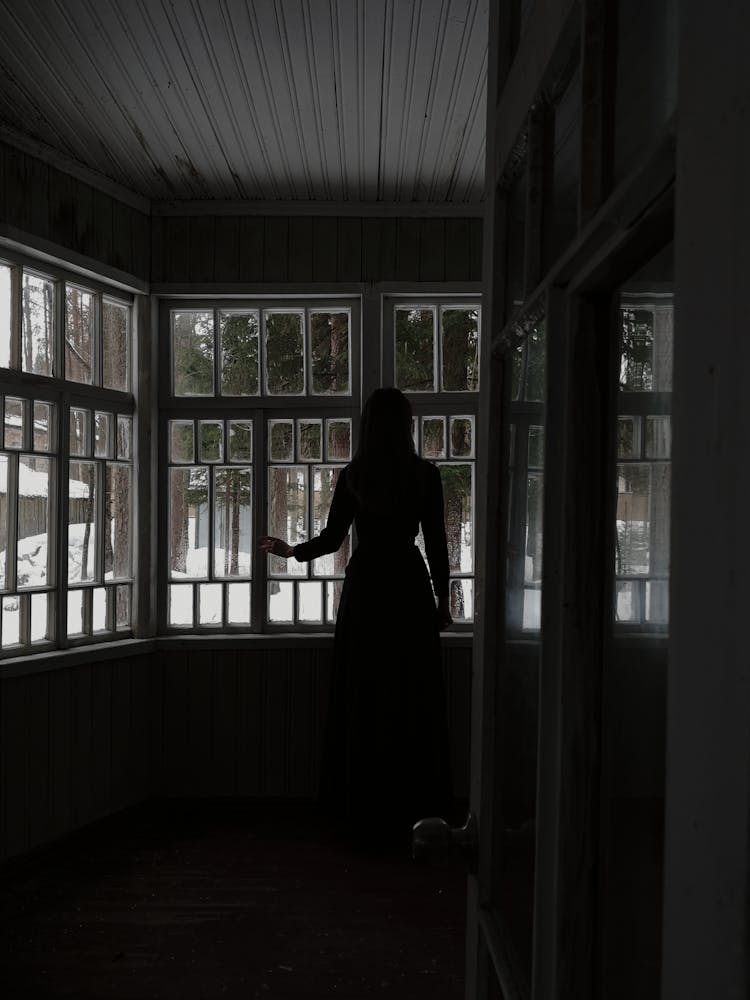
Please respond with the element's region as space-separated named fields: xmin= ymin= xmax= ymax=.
xmin=199 ymin=420 xmax=223 ymax=463
xmin=440 ymin=463 xmax=474 ymax=574
xmin=227 ymin=582 xmax=251 ymax=625
xmin=228 ymin=421 xmax=252 ymax=462
xmin=525 ymin=473 xmax=544 ymax=587
xmin=22 ymin=273 xmax=54 ymax=376
xmin=511 ymin=342 xmax=524 ymax=401
xmin=523 ymin=587 xmax=542 ymax=630
xmin=265 ymin=312 xmax=304 ymax=395
xmin=450 ymin=578 xmax=474 ymax=622
xmin=528 ymin=426 xmax=544 ymax=469
xmin=3 ymin=594 xmax=20 ymax=646
xmin=18 ymin=456 xmax=51 ymax=588
xmin=422 ymin=418 xmax=446 ymax=459
xmin=117 ymin=415 xmax=132 ymax=461
xmin=172 ymin=311 xmax=214 ymax=396
xmin=93 ymin=587 xmax=108 ymax=632
xmin=326 ymin=419 xmax=351 ymax=461
xmin=65 ymin=286 xmax=94 ymax=384
xmin=94 ymin=411 xmax=112 ymax=458
xmin=69 ymin=408 xmax=90 ymax=457
xmin=312 ymin=466 xmax=350 ymax=577
xmin=646 ymin=579 xmax=669 ymax=624
xmin=4 ymin=397 xmax=24 ymax=449
xmin=105 ymin=464 xmax=131 ymax=580
xmin=298 ymin=581 xmax=322 ymax=623
xmin=67 ymin=589 xmax=85 ymax=637
xmin=102 ymin=300 xmax=130 ymax=392
xmin=68 ymin=461 xmax=97 ymax=583
xmin=310 ymin=311 xmax=350 ymax=394
xmin=213 ymin=467 xmax=252 ymax=578
xmin=30 ymin=592 xmax=51 ymax=643
xmin=199 ymin=583 xmax=222 ymax=625
xmin=449 ymin=417 xmax=473 ymax=458
xmin=326 ymin=580 xmax=344 ymax=623
xmin=442 ymin=308 xmax=479 ymax=391
xmin=268 ymin=580 xmax=293 ymax=623
xmin=267 ymin=466 xmax=307 ymax=577
xmin=269 ymin=420 xmax=294 ymax=462
xmin=615 ymin=580 xmax=639 ymax=623
xmin=115 ymin=585 xmax=130 ymax=631
xmin=619 ymin=301 xmax=673 ymax=392
xmin=395 ymin=307 xmax=435 ymax=392
xmin=524 ymin=323 xmax=546 ymax=401
xmin=169 ymin=583 xmax=193 ymax=626
xmin=170 ymin=420 xmax=194 ymax=464
xmin=220 ymin=311 xmax=259 ymax=396
xmin=616 ymin=464 xmax=652 ymax=575
xmin=34 ymin=402 xmax=52 ymax=452
xmin=0 ymin=264 xmax=11 ymax=368
xmin=298 ymin=420 xmax=322 ymax=461
xmin=645 ymin=415 xmax=671 ymax=459
xmin=0 ymin=455 xmax=7 ymax=590
xmin=169 ymin=467 xmax=209 ymax=578
xmin=617 ymin=416 xmax=641 ymax=459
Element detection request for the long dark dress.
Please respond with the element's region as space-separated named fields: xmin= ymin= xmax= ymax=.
xmin=293 ymin=456 xmax=453 ymax=841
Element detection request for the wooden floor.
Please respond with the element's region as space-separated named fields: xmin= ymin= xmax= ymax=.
xmin=0 ymin=803 xmax=466 ymax=999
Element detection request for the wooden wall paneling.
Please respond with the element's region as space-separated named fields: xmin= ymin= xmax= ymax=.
xmin=188 ymin=215 xmax=215 ymax=284
xmin=288 ymin=216 xmax=314 ymax=283
xmin=109 ymin=657 xmax=133 ymax=809
xmin=336 ymin=217 xmax=362 ymax=282
xmin=93 ymin=188 xmax=114 ymax=270
xmin=162 ymin=217 xmax=190 ymax=284
xmin=150 ymin=214 xmax=164 ymax=284
xmin=395 ymin=217 xmax=421 ymax=281
xmin=312 ymin=216 xmax=338 ymax=281
xmin=1 ymin=678 xmax=29 ymax=859
xmin=90 ymin=660 xmax=113 ymax=820
xmin=26 ymin=155 xmax=50 ymax=240
xmin=73 ymin=180 xmax=95 ymax=260
xmin=211 ymin=650 xmax=240 ymax=796
xmin=111 ymin=198 xmax=134 ymax=275
xmin=419 ymin=219 xmax=446 ymax=281
xmin=213 ymin=215 xmax=240 ymax=283
xmin=445 ymin=217 xmax=472 ymax=281
xmin=49 ymin=167 xmax=76 ymax=250
xmin=362 ymin=217 xmax=398 ymax=283
xmin=262 ymin=649 xmax=290 ymax=795
xmin=263 ymin=216 xmax=289 ymax=283
xmin=238 ymin=216 xmax=264 ymax=282
xmin=49 ymin=667 xmax=73 ymax=841
xmin=236 ymin=655 xmax=265 ymax=796
xmin=163 ymin=654 xmax=190 ymax=795
xmin=2 ymin=145 xmax=28 ymax=231
xmin=70 ymin=663 xmax=94 ymax=827
xmin=131 ymin=208 xmax=150 ymax=279
xmin=443 ymin=646 xmax=472 ymax=801
xmin=286 ymin=652 xmax=317 ymax=796
xmin=579 ymin=0 xmax=617 ymax=226
xmin=469 ymin=217 xmax=483 ymax=280
xmin=25 ymin=671 xmax=52 ymax=850
xmin=185 ymin=650 xmax=215 ymax=796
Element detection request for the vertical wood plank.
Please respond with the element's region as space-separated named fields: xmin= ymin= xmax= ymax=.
xmin=211 ymin=652 xmax=240 ymax=795
xmin=71 ymin=664 xmax=93 ymax=826
xmin=362 ymin=218 xmax=397 ymax=283
xmin=150 ymin=215 xmax=164 ymax=284
xmin=238 ymin=216 xmax=264 ymax=281
xmin=213 ymin=216 xmax=240 ymax=282
xmin=49 ymin=668 xmax=73 ymax=840
xmin=189 ymin=215 xmax=215 ymax=283
xmin=163 ymin=217 xmax=190 ymax=283
xmin=49 ymin=167 xmax=75 ymax=250
xmin=3 ymin=146 xmax=28 ymax=231
xmin=131 ymin=209 xmax=150 ymax=282
xmin=336 ymin=218 xmax=362 ymax=282
xmin=90 ymin=662 xmax=113 ymax=819
xmin=395 ymin=218 xmax=421 ymax=281
xmin=186 ymin=650 xmax=214 ymax=796
xmin=26 ymin=156 xmax=50 ymax=240
xmin=163 ymin=654 xmax=189 ymax=794
xmin=262 ymin=650 xmax=288 ymax=795
xmin=445 ymin=218 xmax=472 ymax=281
xmin=0 ymin=679 xmax=29 ymax=859
xmin=109 ymin=658 xmax=132 ymax=808
xmin=288 ymin=216 xmax=314 ymax=282
xmin=312 ymin=216 xmax=338 ymax=281
xmin=469 ymin=217 xmax=484 ymax=281
xmin=263 ymin=217 xmax=289 ymax=282
xmin=111 ymin=199 xmax=133 ymax=274
xmin=579 ymin=0 xmax=617 ymax=226
xmin=93 ymin=189 xmax=114 ymax=268
xmin=419 ymin=219 xmax=446 ymax=281
xmin=73 ymin=180 xmax=95 ymax=259
xmin=237 ymin=656 xmax=264 ymax=795
xmin=26 ymin=672 xmax=51 ymax=847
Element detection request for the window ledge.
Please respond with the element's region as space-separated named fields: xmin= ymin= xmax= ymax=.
xmin=0 ymin=638 xmax=158 ymax=678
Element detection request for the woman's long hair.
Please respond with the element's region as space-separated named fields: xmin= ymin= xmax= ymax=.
xmin=348 ymin=387 xmax=419 ymax=513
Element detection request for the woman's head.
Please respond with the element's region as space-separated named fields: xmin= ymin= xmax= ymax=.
xmin=357 ymin=387 xmax=414 ymax=461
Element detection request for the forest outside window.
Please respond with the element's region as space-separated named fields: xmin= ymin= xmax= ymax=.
xmin=0 ymin=255 xmax=134 ymax=656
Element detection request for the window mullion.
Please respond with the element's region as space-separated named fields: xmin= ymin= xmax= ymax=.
xmin=253 ymin=408 xmax=265 ymax=632
xmin=57 ymin=390 xmax=71 ymax=648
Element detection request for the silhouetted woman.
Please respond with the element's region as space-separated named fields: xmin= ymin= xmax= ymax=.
xmin=259 ymin=387 xmax=453 ymax=843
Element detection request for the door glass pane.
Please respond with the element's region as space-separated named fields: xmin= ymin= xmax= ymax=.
xmin=310 ymin=311 xmax=350 ymax=394
xmin=220 ymin=310 xmax=259 ymax=396
xmin=265 ymin=312 xmax=304 ymax=395
xmin=395 ymin=307 xmax=435 ymax=392
xmin=441 ymin=307 xmax=479 ymax=391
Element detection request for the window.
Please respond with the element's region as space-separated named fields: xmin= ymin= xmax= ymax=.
xmin=163 ymin=300 xmax=358 ymax=632
xmin=0 ymin=255 xmax=134 ymax=656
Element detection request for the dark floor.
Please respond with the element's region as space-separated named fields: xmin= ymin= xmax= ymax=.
xmin=0 ymin=803 xmax=466 ymax=999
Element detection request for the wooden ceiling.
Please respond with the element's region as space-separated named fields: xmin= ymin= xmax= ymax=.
xmin=0 ymin=0 xmax=488 ymax=208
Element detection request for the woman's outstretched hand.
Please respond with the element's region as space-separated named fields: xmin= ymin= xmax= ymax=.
xmin=258 ymin=536 xmax=294 ymax=559
xmin=437 ymin=595 xmax=453 ymax=630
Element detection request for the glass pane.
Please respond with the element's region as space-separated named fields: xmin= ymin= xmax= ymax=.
xmin=525 ymin=473 xmax=544 ymax=586
xmin=439 ymin=464 xmax=473 ymax=574
xmin=441 ymin=308 xmax=479 ymax=391
xmin=68 ymin=461 xmax=97 ymax=583
xmin=65 ymin=286 xmax=94 ymax=384
xmin=523 ymin=587 xmax=542 ymax=630
xmin=265 ymin=312 xmax=304 ymax=395
xmin=102 ymin=300 xmax=130 ymax=392
xmin=220 ymin=310 xmax=259 ymax=396
xmin=422 ymin=418 xmax=446 ymax=459
xmin=170 ymin=420 xmax=194 ymax=463
xmin=168 ymin=467 xmax=209 ymax=578
xmin=269 ymin=420 xmax=294 ymax=462
xmin=449 ymin=417 xmax=473 ymax=458
xmin=646 ymin=579 xmax=669 ymax=624
xmin=0 ymin=455 xmax=7 ymax=590
xmin=524 ymin=323 xmax=546 ymax=401
xmin=30 ymin=592 xmax=51 ymax=643
xmin=395 ymin=307 xmax=435 ymax=392
xmin=312 ymin=466 xmax=350 ymax=577
xmin=199 ymin=583 xmax=222 ymax=625
xmin=528 ymin=425 xmax=544 ymax=469
xmin=228 ymin=421 xmax=252 ymax=462
xmin=214 ymin=467 xmax=252 ymax=578
xmin=4 ymin=397 xmax=24 ymax=449
xmin=169 ymin=584 xmax=193 ymax=627
xmin=298 ymin=420 xmax=322 ymax=462
xmin=326 ymin=580 xmax=344 ymax=623
xmin=620 ymin=302 xmax=673 ymax=393
xmin=18 ymin=456 xmax=51 ymax=588
xmin=616 ymin=464 xmax=651 ymax=576
xmin=646 ymin=415 xmax=671 ymax=459
xmin=172 ymin=310 xmax=214 ymax=396
xmin=617 ymin=416 xmax=641 ymax=459
xmin=115 ymin=585 xmax=130 ymax=630
xmin=450 ymin=578 xmax=473 ymax=622
xmin=298 ymin=581 xmax=322 ymax=623
xmin=117 ymin=415 xmax=132 ymax=461
xmin=93 ymin=587 xmax=108 ymax=632
xmin=67 ymin=589 xmax=85 ymax=637
xmin=267 ymin=466 xmax=307 ymax=577
xmin=310 ymin=311 xmax=350 ymax=394
xmin=227 ymin=582 xmax=252 ymax=625
xmin=105 ymin=464 xmax=131 ymax=580
xmin=3 ymin=594 xmax=20 ymax=646
xmin=326 ymin=419 xmax=351 ymax=461
xmin=33 ymin=402 xmax=52 ymax=452
xmin=510 ymin=342 xmax=524 ymax=401
xmin=94 ymin=411 xmax=112 ymax=458
xmin=615 ymin=579 xmax=639 ymax=622
xmin=0 ymin=263 xmax=11 ymax=368
xmin=199 ymin=420 xmax=223 ymax=463
xmin=22 ymin=273 xmax=54 ymax=376
xmin=69 ymin=408 xmax=90 ymax=457
xmin=268 ymin=580 xmax=293 ymax=623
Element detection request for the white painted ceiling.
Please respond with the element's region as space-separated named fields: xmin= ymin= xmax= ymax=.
xmin=0 ymin=0 xmax=488 ymax=206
